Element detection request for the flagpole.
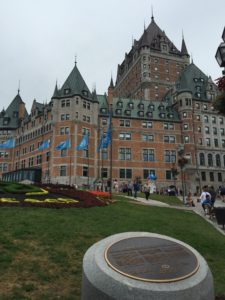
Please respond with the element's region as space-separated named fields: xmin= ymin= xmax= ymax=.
xmin=101 ymin=148 xmax=103 ymax=192
xmin=87 ymin=132 xmax=90 ymax=188
xmin=109 ymin=104 xmax=113 ymax=199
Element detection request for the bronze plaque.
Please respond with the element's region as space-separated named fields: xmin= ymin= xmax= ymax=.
xmin=105 ymin=236 xmax=199 ymax=282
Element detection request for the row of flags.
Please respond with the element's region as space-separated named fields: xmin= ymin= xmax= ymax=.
xmin=0 ymin=116 xmax=112 ymax=152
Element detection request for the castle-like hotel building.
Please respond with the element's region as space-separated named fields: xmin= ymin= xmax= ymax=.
xmin=0 ymin=16 xmax=223 ymax=194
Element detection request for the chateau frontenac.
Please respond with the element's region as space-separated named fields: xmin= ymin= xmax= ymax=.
xmin=0 ymin=16 xmax=223 ymax=194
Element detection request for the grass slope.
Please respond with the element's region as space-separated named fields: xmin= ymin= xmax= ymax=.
xmin=0 ymin=198 xmax=224 ymax=299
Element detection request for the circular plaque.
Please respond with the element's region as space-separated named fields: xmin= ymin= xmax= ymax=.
xmin=105 ymin=236 xmax=199 ymax=283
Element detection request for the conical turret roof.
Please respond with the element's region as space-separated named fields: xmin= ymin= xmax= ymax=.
xmin=59 ymin=63 xmax=91 ymax=99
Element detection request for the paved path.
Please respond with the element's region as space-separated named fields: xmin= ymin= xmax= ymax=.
xmin=125 ymin=195 xmax=225 ymax=235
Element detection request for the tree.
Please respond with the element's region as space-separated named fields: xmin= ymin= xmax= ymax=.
xmin=213 ymin=76 xmax=225 ymax=114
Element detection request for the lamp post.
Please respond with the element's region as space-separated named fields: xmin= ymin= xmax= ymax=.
xmin=215 ymin=27 xmax=225 ymax=73
xmin=177 ymin=144 xmax=188 ymax=204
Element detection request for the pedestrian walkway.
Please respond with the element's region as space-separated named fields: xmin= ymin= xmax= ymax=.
xmin=125 ymin=195 xmax=225 ymax=235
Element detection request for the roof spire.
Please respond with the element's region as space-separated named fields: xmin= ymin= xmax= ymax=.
xmin=151 ymin=5 xmax=154 ymax=22
xmin=18 ymin=80 xmax=20 ymax=95
xmin=75 ymin=54 xmax=77 ymax=66
xmin=181 ymin=31 xmax=189 ymax=56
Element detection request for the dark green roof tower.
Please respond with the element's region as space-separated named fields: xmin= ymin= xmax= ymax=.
xmin=52 ymin=62 xmax=92 ymax=101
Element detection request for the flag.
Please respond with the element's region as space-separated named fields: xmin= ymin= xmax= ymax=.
xmin=38 ymin=139 xmax=50 ymax=151
xmin=97 ymin=115 xmax=111 ymax=152
xmin=55 ymin=139 xmax=71 ymax=150
xmin=0 ymin=138 xmax=15 ymax=149
xmin=76 ymin=134 xmax=89 ymax=150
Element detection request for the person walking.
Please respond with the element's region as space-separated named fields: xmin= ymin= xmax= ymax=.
xmin=143 ymin=182 xmax=150 ymax=200
xmin=127 ymin=181 xmax=133 ymax=196
xmin=133 ymin=181 xmax=139 ymax=199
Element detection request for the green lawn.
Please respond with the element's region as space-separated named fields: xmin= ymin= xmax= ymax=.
xmin=0 ymin=196 xmax=224 ymax=299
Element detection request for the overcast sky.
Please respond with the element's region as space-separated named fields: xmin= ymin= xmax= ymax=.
xmin=0 ymin=0 xmax=225 ymax=112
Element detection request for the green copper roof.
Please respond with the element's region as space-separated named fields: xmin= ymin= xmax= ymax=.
xmin=107 ymin=97 xmax=180 ymax=122
xmin=176 ymin=63 xmax=209 ymax=100
xmin=0 ymin=92 xmax=28 ymax=128
xmin=53 ymin=63 xmax=92 ymax=100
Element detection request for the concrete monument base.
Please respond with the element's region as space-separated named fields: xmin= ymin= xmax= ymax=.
xmin=82 ymin=232 xmax=214 ymax=300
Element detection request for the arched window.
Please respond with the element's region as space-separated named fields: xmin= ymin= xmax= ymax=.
xmin=199 ymin=153 xmax=205 ymax=166
xmin=216 ymin=154 xmax=221 ymax=167
xmin=208 ymin=154 xmax=213 ymax=166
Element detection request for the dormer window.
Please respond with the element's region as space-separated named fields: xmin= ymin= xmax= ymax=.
xmin=3 ymin=118 xmax=9 ymax=125
xmin=128 ymin=102 xmax=134 ymax=109
xmin=138 ymin=111 xmax=144 ymax=117
xmin=138 ymin=103 xmax=144 ymax=110
xmin=125 ymin=110 xmax=131 ymax=116
xmin=116 ymin=109 xmax=122 ymax=115
xmin=159 ymin=113 xmax=165 ymax=118
xmin=158 ymin=105 xmax=165 ymax=111
xmin=101 ymin=108 xmax=107 ymax=114
xmin=168 ymin=113 xmax=174 ymax=119
xmin=148 ymin=104 xmax=155 ymax=111
xmin=64 ymin=88 xmax=70 ymax=95
xmin=117 ymin=101 xmax=123 ymax=108
xmin=147 ymin=111 xmax=153 ymax=118
xmin=82 ymin=90 xmax=88 ymax=96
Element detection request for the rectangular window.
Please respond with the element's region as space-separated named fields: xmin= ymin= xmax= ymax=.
xmin=142 ymin=121 xmax=152 ymax=128
xmin=165 ymin=150 xmax=176 ymax=163
xmin=60 ymin=166 xmax=66 ymax=176
xmin=209 ymin=172 xmax=214 ymax=182
xmin=120 ymin=120 xmax=131 ymax=127
xmin=143 ymin=169 xmax=155 ymax=179
xmin=82 ymin=166 xmax=88 ymax=177
xmin=143 ymin=149 xmax=154 ymax=161
xmin=119 ymin=168 xmax=132 ymax=179
xmin=28 ymin=157 xmax=34 ymax=167
xmin=119 ymin=133 xmax=131 ymax=140
xmin=82 ymin=128 xmax=90 ymax=135
xmin=119 ymin=148 xmax=131 ymax=160
xmin=166 ymin=170 xmax=173 ymax=180
xmin=36 ymin=155 xmax=42 ymax=165
xmin=184 ymin=136 xmax=189 ymax=143
xmin=214 ymin=139 xmax=219 ymax=147
xmin=101 ymin=168 xmax=108 ymax=178
xmin=83 ymin=149 xmax=89 ymax=158
xmin=206 ymin=138 xmax=211 ymax=146
xmin=201 ymin=172 xmax=206 ymax=181
xmin=61 ymin=100 xmax=65 ymax=107
xmin=222 ymin=140 xmax=225 ymax=148
xmin=46 ymin=152 xmax=50 ymax=162
xmin=102 ymin=149 xmax=108 ymax=160
xmin=61 ymin=149 xmax=67 ymax=157
xmin=218 ymin=173 xmax=222 ymax=182
xmin=164 ymin=136 xmax=175 ymax=143
xmin=142 ymin=134 xmax=154 ymax=141
xmin=220 ymin=128 xmax=225 ymax=136
xmin=66 ymin=99 xmax=70 ymax=107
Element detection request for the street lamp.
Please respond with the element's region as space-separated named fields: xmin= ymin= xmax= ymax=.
xmin=215 ymin=27 xmax=225 ymax=71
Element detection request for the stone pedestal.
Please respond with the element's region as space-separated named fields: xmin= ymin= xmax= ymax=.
xmin=82 ymin=232 xmax=214 ymax=300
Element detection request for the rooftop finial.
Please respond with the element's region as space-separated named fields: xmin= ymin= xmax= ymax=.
xmin=75 ymin=54 xmax=77 ymax=66
xmin=18 ymin=80 xmax=20 ymax=95
xmin=151 ymin=5 xmax=154 ymax=22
